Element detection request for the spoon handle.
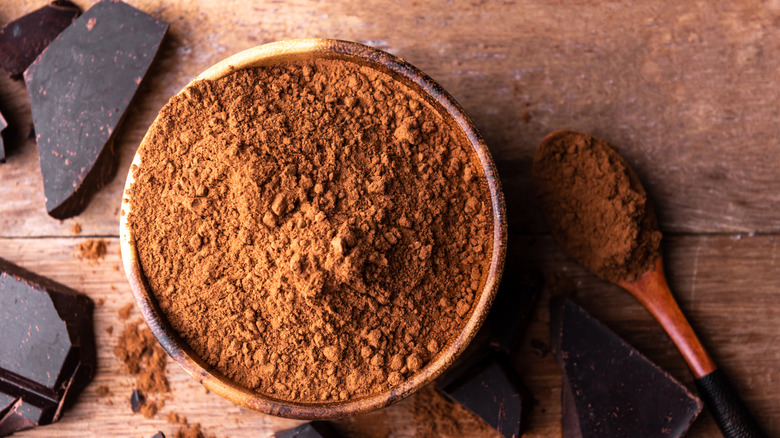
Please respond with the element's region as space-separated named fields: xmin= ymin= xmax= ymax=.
xmin=695 ymin=369 xmax=767 ymax=438
xmin=621 ymin=259 xmax=767 ymax=438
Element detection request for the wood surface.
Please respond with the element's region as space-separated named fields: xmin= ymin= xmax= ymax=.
xmin=1 ymin=0 xmax=779 ymax=437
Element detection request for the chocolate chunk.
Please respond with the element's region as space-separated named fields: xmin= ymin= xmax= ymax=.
xmin=24 ymin=0 xmax=168 ymax=219
xmin=0 ymin=257 xmax=95 ymax=436
xmin=130 ymin=389 xmax=145 ymax=413
xmin=274 ymin=422 xmax=342 ymax=438
xmin=0 ymin=110 xmax=6 ymax=162
xmin=550 ymin=298 xmax=703 ymax=438
xmin=0 ymin=1 xmax=81 ymax=79
xmin=485 ymin=268 xmax=542 ymax=352
xmin=437 ymin=350 xmax=530 ymax=438
xmin=151 ymin=432 xmax=165 ymax=438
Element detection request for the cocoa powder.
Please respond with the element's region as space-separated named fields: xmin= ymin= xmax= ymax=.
xmin=113 ymin=309 xmax=170 ymax=409
xmin=77 ymin=238 xmax=107 ymax=262
xmin=127 ymin=58 xmax=492 ymax=402
xmin=532 ymin=130 xmax=661 ymax=282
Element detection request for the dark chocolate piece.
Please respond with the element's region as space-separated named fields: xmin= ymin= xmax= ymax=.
xmin=485 ymin=268 xmax=542 ymax=352
xmin=274 ymin=422 xmax=342 ymax=438
xmin=0 ymin=257 xmax=95 ymax=436
xmin=130 ymin=389 xmax=145 ymax=413
xmin=0 ymin=110 xmax=6 ymax=162
xmin=550 ymin=298 xmax=703 ymax=438
xmin=0 ymin=1 xmax=81 ymax=79
xmin=24 ymin=0 xmax=169 ymax=219
xmin=437 ymin=351 xmax=529 ymax=438
xmin=151 ymin=432 xmax=165 ymax=438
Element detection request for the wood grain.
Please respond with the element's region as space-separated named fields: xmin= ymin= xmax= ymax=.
xmin=2 ymin=0 xmax=780 ymax=235
xmin=0 ymin=234 xmax=777 ymax=437
xmin=1 ymin=0 xmax=779 ymax=437
xmin=511 ymin=234 xmax=780 ymax=438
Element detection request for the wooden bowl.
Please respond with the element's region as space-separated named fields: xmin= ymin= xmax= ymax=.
xmin=119 ymin=39 xmax=507 ymax=419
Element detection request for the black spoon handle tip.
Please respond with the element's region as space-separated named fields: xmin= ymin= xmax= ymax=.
xmin=694 ymin=368 xmax=768 ymax=438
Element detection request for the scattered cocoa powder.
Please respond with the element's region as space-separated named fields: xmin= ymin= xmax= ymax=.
xmin=118 ymin=302 xmax=135 ymax=320
xmin=72 ymin=222 xmax=82 ymax=235
xmin=175 ymin=423 xmax=211 ymax=438
xmin=335 ymin=384 xmax=498 ymax=437
xmin=113 ymin=318 xmax=169 ymax=394
xmin=77 ymin=238 xmax=107 ymax=262
xmin=167 ymin=413 xmax=214 ymax=438
xmin=139 ymin=400 xmax=160 ymax=419
xmin=127 ymin=59 xmax=493 ymax=402
xmin=413 ymin=385 xmax=499 ymax=437
xmin=113 ymin=314 xmax=169 ymax=418
xmin=97 ymin=385 xmax=111 ymax=397
xmin=532 ymin=130 xmax=661 ymax=282
xmin=167 ymin=412 xmax=187 ymax=425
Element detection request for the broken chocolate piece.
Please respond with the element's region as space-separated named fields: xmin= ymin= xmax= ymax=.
xmin=550 ymin=298 xmax=703 ymax=438
xmin=0 ymin=110 xmax=6 ymax=162
xmin=0 ymin=257 xmax=95 ymax=436
xmin=130 ymin=389 xmax=145 ymax=413
xmin=437 ymin=351 xmax=529 ymax=438
xmin=24 ymin=0 xmax=169 ymax=219
xmin=151 ymin=432 xmax=165 ymax=438
xmin=274 ymin=422 xmax=342 ymax=438
xmin=485 ymin=268 xmax=542 ymax=352
xmin=0 ymin=1 xmax=81 ymax=79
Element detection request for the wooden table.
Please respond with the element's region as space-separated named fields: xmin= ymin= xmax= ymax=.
xmin=2 ymin=0 xmax=779 ymax=436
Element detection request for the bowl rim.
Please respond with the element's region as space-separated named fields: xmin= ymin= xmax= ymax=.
xmin=119 ymin=38 xmax=507 ymax=420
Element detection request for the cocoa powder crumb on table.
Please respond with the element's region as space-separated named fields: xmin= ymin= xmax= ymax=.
xmin=175 ymin=422 xmax=211 ymax=438
xmin=166 ymin=413 xmax=214 ymax=438
xmin=77 ymin=238 xmax=107 ymax=262
xmin=128 ymin=59 xmax=492 ymax=402
xmin=413 ymin=385 xmax=499 ymax=437
xmin=113 ymin=314 xmax=169 ymax=418
xmin=139 ymin=400 xmax=159 ymax=419
xmin=118 ymin=302 xmax=135 ymax=320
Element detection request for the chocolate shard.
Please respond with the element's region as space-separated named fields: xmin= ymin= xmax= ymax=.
xmin=23 ymin=0 xmax=169 ymax=219
xmin=274 ymin=422 xmax=342 ymax=438
xmin=0 ymin=257 xmax=95 ymax=436
xmin=550 ymin=298 xmax=703 ymax=438
xmin=130 ymin=389 xmax=145 ymax=413
xmin=0 ymin=1 xmax=81 ymax=79
xmin=437 ymin=350 xmax=530 ymax=438
xmin=485 ymin=267 xmax=542 ymax=352
xmin=0 ymin=110 xmax=6 ymax=162
xmin=151 ymin=432 xmax=165 ymax=438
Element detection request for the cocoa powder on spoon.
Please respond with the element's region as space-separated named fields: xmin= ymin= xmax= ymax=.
xmin=532 ymin=130 xmax=662 ymax=282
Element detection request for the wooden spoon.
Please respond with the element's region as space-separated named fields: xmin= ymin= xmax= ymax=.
xmin=534 ymin=130 xmax=767 ymax=438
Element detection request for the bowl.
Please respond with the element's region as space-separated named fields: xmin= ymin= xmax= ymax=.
xmin=119 ymin=39 xmax=507 ymax=419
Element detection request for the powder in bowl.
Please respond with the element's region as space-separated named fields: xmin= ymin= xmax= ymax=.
xmin=127 ymin=59 xmax=492 ymax=403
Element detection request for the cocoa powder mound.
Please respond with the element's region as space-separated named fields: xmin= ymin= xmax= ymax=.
xmin=532 ymin=130 xmax=661 ymax=282
xmin=127 ymin=59 xmax=492 ymax=402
